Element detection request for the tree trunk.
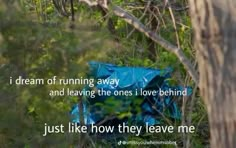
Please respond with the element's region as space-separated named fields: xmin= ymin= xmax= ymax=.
xmin=189 ymin=0 xmax=236 ymax=147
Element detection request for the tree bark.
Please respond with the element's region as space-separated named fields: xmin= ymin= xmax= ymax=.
xmin=189 ymin=0 xmax=236 ymax=147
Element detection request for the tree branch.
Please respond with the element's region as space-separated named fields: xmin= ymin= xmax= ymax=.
xmin=79 ymin=0 xmax=199 ymax=83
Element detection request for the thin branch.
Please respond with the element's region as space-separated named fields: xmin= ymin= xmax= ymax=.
xmin=168 ymin=5 xmax=181 ymax=48
xmin=79 ymin=0 xmax=98 ymax=7
xmin=126 ymin=1 xmax=151 ymax=38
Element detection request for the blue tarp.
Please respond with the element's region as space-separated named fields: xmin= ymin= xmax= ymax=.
xmin=71 ymin=61 xmax=192 ymax=125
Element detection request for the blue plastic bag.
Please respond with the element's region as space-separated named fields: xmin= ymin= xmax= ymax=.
xmin=71 ymin=62 xmax=191 ymax=125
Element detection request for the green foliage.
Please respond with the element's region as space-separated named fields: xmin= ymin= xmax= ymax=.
xmin=0 ymin=1 xmax=112 ymax=147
